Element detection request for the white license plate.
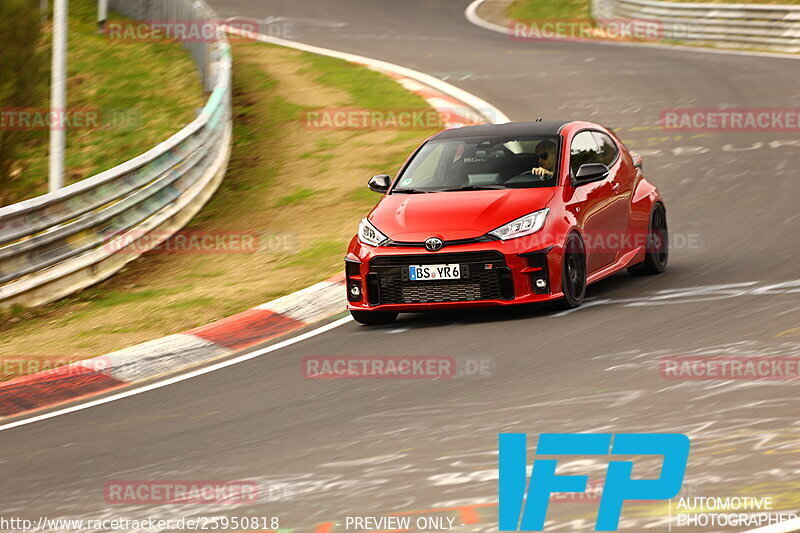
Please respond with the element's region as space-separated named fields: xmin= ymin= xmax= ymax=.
xmin=408 ymin=264 xmax=462 ymax=281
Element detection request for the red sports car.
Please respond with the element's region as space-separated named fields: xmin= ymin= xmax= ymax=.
xmin=345 ymin=120 xmax=667 ymax=325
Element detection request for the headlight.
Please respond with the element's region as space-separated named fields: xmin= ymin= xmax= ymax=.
xmin=488 ymin=208 xmax=550 ymax=240
xmin=358 ymin=218 xmax=388 ymax=246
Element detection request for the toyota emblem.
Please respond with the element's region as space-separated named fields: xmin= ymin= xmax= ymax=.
xmin=425 ymin=237 xmax=444 ymax=251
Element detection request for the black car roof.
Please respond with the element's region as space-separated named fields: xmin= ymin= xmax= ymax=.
xmin=431 ymin=120 xmax=572 ymax=140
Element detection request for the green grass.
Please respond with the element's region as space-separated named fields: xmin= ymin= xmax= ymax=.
xmin=76 ymin=287 xmax=185 ymax=309
xmin=507 ymin=0 xmax=592 ymax=20
xmin=163 ymin=297 xmax=217 ymax=310
xmin=72 ymin=325 xmax=142 ymax=338
xmin=303 ymin=54 xmax=431 ymax=109
xmin=285 ymin=239 xmax=350 ymax=267
xmin=273 ymin=187 xmax=320 ymax=207
xmin=178 ymin=270 xmax=227 ymax=280
xmin=350 ymin=186 xmax=380 ymax=204
xmin=1 ymin=0 xmax=203 ymax=205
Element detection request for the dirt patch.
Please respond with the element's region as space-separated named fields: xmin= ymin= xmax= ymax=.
xmin=237 ymin=45 xmax=348 ymax=107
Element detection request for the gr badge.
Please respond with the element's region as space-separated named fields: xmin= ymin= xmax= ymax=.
xmin=499 ymin=433 xmax=690 ymax=531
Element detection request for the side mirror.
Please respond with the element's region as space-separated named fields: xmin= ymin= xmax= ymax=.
xmin=631 ymin=153 xmax=643 ymax=171
xmin=575 ymin=163 xmax=609 ymax=183
xmin=368 ymin=174 xmax=391 ymax=193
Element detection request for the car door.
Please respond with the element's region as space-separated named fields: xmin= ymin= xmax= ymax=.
xmin=565 ymin=131 xmax=618 ymax=272
xmin=592 ymin=131 xmax=632 ymax=262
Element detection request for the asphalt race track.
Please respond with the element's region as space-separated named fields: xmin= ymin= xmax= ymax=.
xmin=2 ymin=1 xmax=799 ymax=531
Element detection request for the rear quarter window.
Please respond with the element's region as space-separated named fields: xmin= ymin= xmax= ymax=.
xmin=591 ymin=131 xmax=619 ymax=166
xmin=569 ymin=131 xmax=603 ymax=175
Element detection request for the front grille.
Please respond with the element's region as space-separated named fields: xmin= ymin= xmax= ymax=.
xmin=401 ymin=282 xmax=483 ymax=303
xmin=369 ymin=252 xmax=513 ymax=304
xmin=371 ymin=252 xmax=503 ymax=267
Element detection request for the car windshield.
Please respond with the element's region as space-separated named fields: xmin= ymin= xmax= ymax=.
xmin=392 ymin=136 xmax=560 ymax=192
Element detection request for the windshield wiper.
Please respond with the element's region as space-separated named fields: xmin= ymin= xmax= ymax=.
xmin=392 ymin=188 xmax=433 ymax=194
xmin=441 ymin=185 xmax=506 ymax=191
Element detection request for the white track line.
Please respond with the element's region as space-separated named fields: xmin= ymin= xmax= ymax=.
xmin=223 ymin=25 xmax=511 ymax=124
xmin=465 ymin=0 xmax=508 ymax=33
xmin=0 ymin=316 xmax=352 ymax=432
xmin=465 ymin=0 xmax=800 ymax=62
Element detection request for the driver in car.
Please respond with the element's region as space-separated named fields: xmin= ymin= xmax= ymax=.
xmin=531 ymin=140 xmax=557 ymax=178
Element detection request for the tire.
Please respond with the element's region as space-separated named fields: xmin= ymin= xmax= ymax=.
xmin=628 ymin=203 xmax=668 ymax=276
xmin=557 ymin=233 xmax=587 ymax=309
xmin=350 ymin=310 xmax=398 ymax=325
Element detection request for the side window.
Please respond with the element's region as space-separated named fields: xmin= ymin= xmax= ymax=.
xmin=592 ymin=132 xmax=618 ymax=166
xmin=570 ymin=131 xmax=602 ymax=175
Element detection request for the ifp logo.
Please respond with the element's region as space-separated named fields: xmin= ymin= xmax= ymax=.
xmin=499 ymin=433 xmax=690 ymax=531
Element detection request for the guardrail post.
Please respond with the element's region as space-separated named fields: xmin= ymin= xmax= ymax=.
xmin=49 ymin=0 xmax=67 ymax=192
xmin=97 ymin=0 xmax=107 ymax=31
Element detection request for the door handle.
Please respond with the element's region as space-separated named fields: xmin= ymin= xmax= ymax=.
xmin=612 ymin=182 xmax=620 ymax=192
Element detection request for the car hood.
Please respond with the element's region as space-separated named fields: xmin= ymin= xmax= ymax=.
xmin=369 ymin=188 xmax=556 ymax=242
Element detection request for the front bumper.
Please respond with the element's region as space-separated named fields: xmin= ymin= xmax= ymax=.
xmin=345 ymin=238 xmax=565 ymax=312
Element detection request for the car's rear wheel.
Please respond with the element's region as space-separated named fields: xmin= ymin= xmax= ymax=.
xmin=628 ymin=203 xmax=668 ymax=276
xmin=350 ymin=310 xmax=398 ymax=325
xmin=557 ymin=233 xmax=586 ymax=309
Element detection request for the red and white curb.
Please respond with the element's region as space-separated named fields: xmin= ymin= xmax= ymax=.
xmin=391 ymin=76 xmax=485 ymax=128
xmin=0 ymin=274 xmax=346 ymax=418
xmin=0 ymin=31 xmax=508 ymax=419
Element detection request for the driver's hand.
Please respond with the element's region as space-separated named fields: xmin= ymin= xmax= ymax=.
xmin=531 ymin=167 xmax=553 ymax=177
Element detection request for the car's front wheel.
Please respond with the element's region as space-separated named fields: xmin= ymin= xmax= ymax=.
xmin=628 ymin=203 xmax=668 ymax=276
xmin=350 ymin=310 xmax=399 ymax=325
xmin=557 ymin=233 xmax=586 ymax=309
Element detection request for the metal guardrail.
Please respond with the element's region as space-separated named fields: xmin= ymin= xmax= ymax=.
xmin=0 ymin=0 xmax=232 ymax=310
xmin=593 ymin=0 xmax=800 ymax=53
